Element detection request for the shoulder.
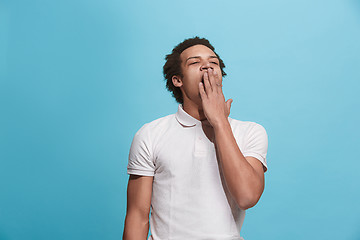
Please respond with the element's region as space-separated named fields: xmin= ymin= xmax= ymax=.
xmin=228 ymin=118 xmax=268 ymax=147
xmin=129 ymin=113 xmax=176 ymax=156
xmin=135 ymin=113 xmax=176 ymax=137
xmin=230 ymin=118 xmax=269 ymax=171
xmin=228 ymin=118 xmax=267 ymax=134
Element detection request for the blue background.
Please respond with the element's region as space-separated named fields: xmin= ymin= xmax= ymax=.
xmin=1 ymin=0 xmax=360 ymax=239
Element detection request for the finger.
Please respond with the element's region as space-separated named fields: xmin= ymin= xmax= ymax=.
xmin=208 ymin=68 xmax=216 ymax=92
xmin=226 ymin=99 xmax=233 ymax=110
xmin=212 ymin=69 xmax=223 ymax=93
xmin=199 ymin=82 xmax=208 ymax=100
xmin=226 ymin=99 xmax=233 ymax=116
xmin=203 ymin=71 xmax=212 ymax=93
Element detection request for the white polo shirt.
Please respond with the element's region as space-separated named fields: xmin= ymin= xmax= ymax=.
xmin=127 ymin=104 xmax=268 ymax=240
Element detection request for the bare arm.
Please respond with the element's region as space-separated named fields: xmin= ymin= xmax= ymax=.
xmin=213 ymin=122 xmax=265 ymax=210
xmin=199 ymin=68 xmax=265 ymax=210
xmin=123 ymin=174 xmax=153 ymax=240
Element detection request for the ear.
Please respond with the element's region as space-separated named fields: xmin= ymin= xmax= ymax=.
xmin=172 ymin=75 xmax=183 ymax=87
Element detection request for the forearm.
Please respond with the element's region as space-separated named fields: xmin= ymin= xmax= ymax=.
xmin=213 ymin=120 xmax=263 ymax=210
xmin=123 ymin=213 xmax=149 ymax=240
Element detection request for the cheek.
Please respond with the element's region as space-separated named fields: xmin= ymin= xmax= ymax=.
xmin=214 ymin=65 xmax=222 ymax=72
xmin=215 ymin=67 xmax=223 ymax=78
xmin=184 ymin=70 xmax=201 ymax=81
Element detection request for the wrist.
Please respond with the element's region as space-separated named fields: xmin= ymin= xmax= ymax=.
xmin=212 ymin=117 xmax=230 ymax=130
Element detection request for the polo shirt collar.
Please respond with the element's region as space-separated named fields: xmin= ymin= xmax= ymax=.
xmin=175 ymin=104 xmax=201 ymax=127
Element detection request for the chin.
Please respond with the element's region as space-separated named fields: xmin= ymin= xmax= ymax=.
xmin=183 ymin=95 xmax=203 ymax=109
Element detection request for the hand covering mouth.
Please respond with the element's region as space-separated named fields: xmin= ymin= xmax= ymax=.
xmin=201 ymin=73 xmax=205 ymax=84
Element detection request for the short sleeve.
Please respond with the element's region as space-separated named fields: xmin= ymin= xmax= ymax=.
xmin=242 ymin=123 xmax=268 ymax=172
xmin=127 ymin=124 xmax=156 ymax=176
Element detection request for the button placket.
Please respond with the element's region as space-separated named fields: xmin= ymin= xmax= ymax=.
xmin=194 ymin=125 xmax=209 ymax=156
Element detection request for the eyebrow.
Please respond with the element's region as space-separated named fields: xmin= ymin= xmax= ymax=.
xmin=185 ymin=55 xmax=219 ymax=63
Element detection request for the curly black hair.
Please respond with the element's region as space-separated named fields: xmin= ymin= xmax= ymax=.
xmin=163 ymin=36 xmax=227 ymax=104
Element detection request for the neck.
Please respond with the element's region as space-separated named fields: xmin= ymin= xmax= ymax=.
xmin=182 ymin=100 xmax=207 ymax=121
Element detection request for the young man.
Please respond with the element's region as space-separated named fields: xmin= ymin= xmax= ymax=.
xmin=123 ymin=37 xmax=268 ymax=240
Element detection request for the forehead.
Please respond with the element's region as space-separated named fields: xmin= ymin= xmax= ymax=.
xmin=180 ymin=44 xmax=216 ymax=60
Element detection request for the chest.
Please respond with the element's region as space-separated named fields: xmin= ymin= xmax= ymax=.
xmin=154 ymin=126 xmax=218 ymax=175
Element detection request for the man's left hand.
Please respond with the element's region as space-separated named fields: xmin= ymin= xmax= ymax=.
xmin=199 ymin=68 xmax=233 ymax=128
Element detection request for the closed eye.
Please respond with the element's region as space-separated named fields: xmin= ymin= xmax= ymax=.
xmin=211 ymin=62 xmax=219 ymax=65
xmin=189 ymin=62 xmax=199 ymax=65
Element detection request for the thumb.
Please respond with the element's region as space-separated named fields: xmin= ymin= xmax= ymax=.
xmin=226 ymin=99 xmax=233 ymax=115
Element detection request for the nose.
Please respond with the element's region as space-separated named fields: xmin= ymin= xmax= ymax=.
xmin=200 ymin=61 xmax=213 ymax=71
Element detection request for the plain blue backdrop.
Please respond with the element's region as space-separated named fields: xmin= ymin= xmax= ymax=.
xmin=1 ymin=0 xmax=360 ymax=239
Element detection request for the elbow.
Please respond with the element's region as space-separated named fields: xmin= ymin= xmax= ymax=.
xmin=237 ymin=200 xmax=257 ymax=210
xmin=235 ymin=193 xmax=261 ymax=210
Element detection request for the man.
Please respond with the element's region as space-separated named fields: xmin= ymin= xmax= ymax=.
xmin=123 ymin=37 xmax=268 ymax=240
